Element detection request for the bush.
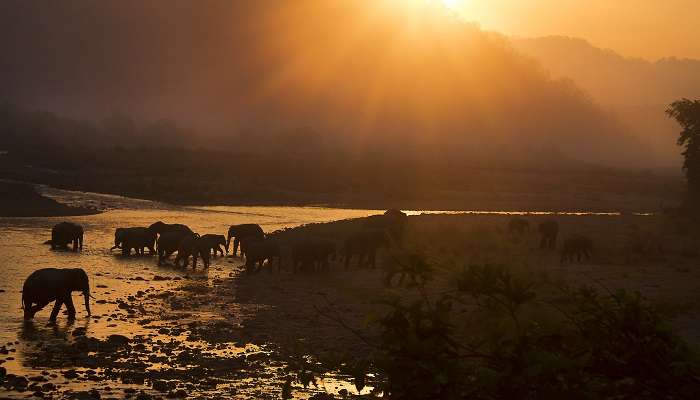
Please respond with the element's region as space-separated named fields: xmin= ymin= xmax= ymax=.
xmin=289 ymin=256 xmax=700 ymax=399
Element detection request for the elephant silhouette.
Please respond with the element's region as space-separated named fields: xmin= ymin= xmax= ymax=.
xmin=199 ymin=234 xmax=228 ymax=256
xmin=175 ymin=233 xmax=210 ymax=270
xmin=343 ymin=229 xmax=390 ymax=269
xmin=538 ymin=220 xmax=559 ymax=250
xmin=111 ymin=227 xmax=157 ymax=256
xmin=243 ymin=238 xmax=282 ymax=273
xmin=508 ymin=218 xmax=530 ymax=236
xmin=561 ymin=235 xmax=593 ymax=264
xmin=291 ymin=239 xmax=336 ymax=273
xmin=22 ymin=268 xmax=91 ymax=321
xmin=46 ymin=222 xmax=83 ymax=251
xmin=226 ymin=224 xmax=265 ymax=256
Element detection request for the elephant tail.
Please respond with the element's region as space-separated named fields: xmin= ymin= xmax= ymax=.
xmin=21 ymin=291 xmax=26 ymax=310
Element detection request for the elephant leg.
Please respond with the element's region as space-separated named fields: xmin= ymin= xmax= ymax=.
xmin=49 ymin=299 xmax=64 ymax=321
xmin=192 ymin=253 xmax=198 ymax=270
xmin=26 ymin=301 xmax=49 ymax=319
xmin=64 ymin=295 xmax=76 ymax=320
xmin=233 ymin=238 xmax=240 ymax=257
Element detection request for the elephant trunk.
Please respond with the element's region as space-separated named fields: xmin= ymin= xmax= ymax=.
xmin=83 ymin=289 xmax=91 ymax=316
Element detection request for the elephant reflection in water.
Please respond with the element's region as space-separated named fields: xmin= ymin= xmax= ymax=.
xmin=22 ymin=268 xmax=91 ymax=322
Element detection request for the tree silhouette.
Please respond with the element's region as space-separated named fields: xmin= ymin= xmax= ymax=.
xmin=667 ymin=98 xmax=700 ymax=206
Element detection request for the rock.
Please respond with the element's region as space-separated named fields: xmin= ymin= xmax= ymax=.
xmin=96 ymin=285 xmax=108 ymax=288
xmin=135 ymin=391 xmax=153 ymax=400
xmin=72 ymin=327 xmax=87 ymax=337
xmin=152 ymin=380 xmax=167 ymax=391
xmin=153 ymin=276 xmax=171 ymax=281
xmin=166 ymin=389 xmax=187 ymax=398
xmin=67 ymin=389 xmax=101 ymax=400
xmin=105 ymin=334 xmax=130 ymax=347
xmin=62 ymin=370 xmax=79 ymax=379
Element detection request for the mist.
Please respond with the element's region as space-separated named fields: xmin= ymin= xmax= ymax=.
xmin=1 ymin=0 xmax=651 ymax=168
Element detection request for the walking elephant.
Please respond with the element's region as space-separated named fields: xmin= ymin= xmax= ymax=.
xmin=174 ymin=233 xmax=210 ymax=270
xmin=111 ymin=227 xmax=157 ymax=256
xmin=199 ymin=234 xmax=227 ymax=256
xmin=47 ymin=222 xmax=83 ymax=251
xmin=538 ymin=220 xmax=559 ymax=250
xmin=157 ymin=230 xmax=194 ymax=265
xmin=561 ymin=235 xmax=593 ymax=264
xmin=291 ymin=239 xmax=336 ymax=273
xmin=344 ymin=229 xmax=390 ymax=269
xmin=243 ymin=238 xmax=282 ymax=273
xmin=22 ymin=268 xmax=91 ymax=321
xmin=149 ymin=221 xmax=194 ymax=236
xmin=226 ymin=224 xmax=265 ymax=256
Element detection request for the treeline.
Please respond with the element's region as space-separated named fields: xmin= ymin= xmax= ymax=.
xmin=0 ymin=145 xmax=678 ymax=210
xmin=0 ymin=103 xmax=194 ymax=150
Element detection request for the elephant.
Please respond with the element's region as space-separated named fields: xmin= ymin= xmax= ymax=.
xmin=243 ymin=238 xmax=282 ymax=273
xmin=47 ymin=222 xmax=83 ymax=251
xmin=157 ymin=230 xmax=194 ymax=265
xmin=22 ymin=268 xmax=91 ymax=321
xmin=111 ymin=227 xmax=157 ymax=256
xmin=508 ymin=218 xmax=530 ymax=236
xmin=561 ymin=235 xmax=593 ymax=264
xmin=226 ymin=224 xmax=265 ymax=256
xmin=291 ymin=239 xmax=336 ymax=273
xmin=149 ymin=221 xmax=194 ymax=236
xmin=199 ymin=234 xmax=227 ymax=256
xmin=174 ymin=233 xmax=210 ymax=270
xmin=538 ymin=220 xmax=559 ymax=250
xmin=344 ymin=229 xmax=390 ymax=269
xmin=363 ymin=210 xmax=407 ymax=246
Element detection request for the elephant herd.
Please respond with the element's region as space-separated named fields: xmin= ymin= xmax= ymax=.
xmin=43 ymin=210 xmax=408 ymax=275
xmin=508 ymin=217 xmax=593 ymax=264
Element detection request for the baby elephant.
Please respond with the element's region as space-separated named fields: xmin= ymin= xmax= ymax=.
xmin=175 ymin=234 xmax=211 ymax=270
xmin=561 ymin=235 xmax=593 ymax=264
xmin=22 ymin=268 xmax=91 ymax=321
xmin=199 ymin=234 xmax=227 ymax=256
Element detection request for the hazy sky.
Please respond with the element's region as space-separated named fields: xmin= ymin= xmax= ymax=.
xmin=449 ymin=0 xmax=700 ymax=60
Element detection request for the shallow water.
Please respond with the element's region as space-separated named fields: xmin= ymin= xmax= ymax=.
xmin=0 ymin=188 xmax=384 ymax=398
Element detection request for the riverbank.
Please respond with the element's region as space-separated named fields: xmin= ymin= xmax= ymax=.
xmin=0 ymin=182 xmax=100 ymax=217
xmin=2 ymin=211 xmax=699 ymax=399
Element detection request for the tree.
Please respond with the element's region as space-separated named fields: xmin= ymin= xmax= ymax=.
xmin=667 ymin=99 xmax=700 ymax=206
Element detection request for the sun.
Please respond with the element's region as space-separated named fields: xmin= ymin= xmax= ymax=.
xmin=440 ymin=0 xmax=461 ymax=11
